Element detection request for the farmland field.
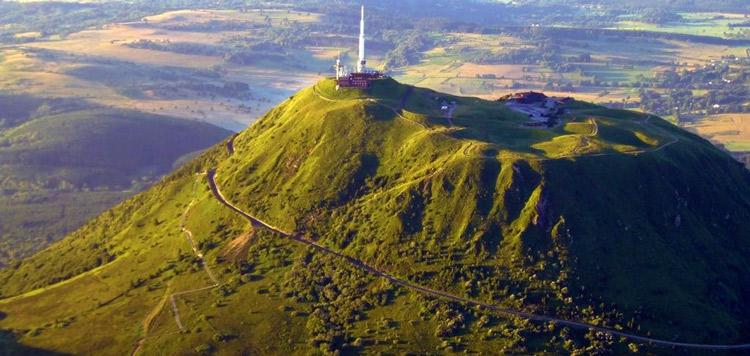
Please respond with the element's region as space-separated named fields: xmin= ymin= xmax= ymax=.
xmin=392 ymin=31 xmax=747 ymax=104
xmin=1 ymin=7 xmax=745 ymax=121
xmin=0 ymin=9 xmax=387 ymax=131
xmin=610 ymin=12 xmax=750 ymax=39
xmin=684 ymin=113 xmax=750 ymax=152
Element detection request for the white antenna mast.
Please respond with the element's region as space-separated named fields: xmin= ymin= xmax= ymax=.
xmin=357 ymin=6 xmax=366 ymax=73
xmin=335 ymin=52 xmax=342 ymax=80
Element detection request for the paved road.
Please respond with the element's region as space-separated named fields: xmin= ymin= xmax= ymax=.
xmin=443 ymin=102 xmax=457 ymax=127
xmin=207 ymin=159 xmax=750 ymax=350
xmin=227 ymin=140 xmax=235 ymax=155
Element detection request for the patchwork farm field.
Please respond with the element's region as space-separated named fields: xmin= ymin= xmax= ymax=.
xmin=0 ymin=9 xmax=387 ymax=131
xmin=392 ymin=29 xmax=748 ymax=105
xmin=611 ymin=12 xmax=750 ymax=39
xmin=684 ymin=113 xmax=750 ymax=152
xmin=2 ymin=7 xmax=745 ymax=128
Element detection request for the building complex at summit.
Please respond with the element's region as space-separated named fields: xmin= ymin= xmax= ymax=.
xmin=335 ymin=6 xmax=384 ymax=89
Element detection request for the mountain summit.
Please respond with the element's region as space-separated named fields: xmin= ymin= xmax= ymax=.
xmin=2 ymin=78 xmax=750 ymax=355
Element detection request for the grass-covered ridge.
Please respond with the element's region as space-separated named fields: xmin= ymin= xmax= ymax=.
xmin=1 ymin=78 xmax=750 ymax=355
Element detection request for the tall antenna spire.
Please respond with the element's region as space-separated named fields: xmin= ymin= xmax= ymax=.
xmin=335 ymin=52 xmax=341 ymax=80
xmin=357 ymin=5 xmax=366 ymax=73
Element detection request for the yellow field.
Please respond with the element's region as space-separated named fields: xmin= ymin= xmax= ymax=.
xmin=25 ymin=24 xmax=226 ymax=68
xmin=0 ymin=9 xmax=336 ymax=131
xmin=13 ymin=31 xmax=43 ymax=39
xmin=144 ymin=8 xmax=322 ymax=25
xmin=684 ymin=114 xmax=750 ymax=152
xmin=3 ymin=7 xmax=746 ymax=130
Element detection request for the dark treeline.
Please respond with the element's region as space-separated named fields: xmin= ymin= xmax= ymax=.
xmin=382 ymin=31 xmax=433 ymax=69
xmin=639 ymin=62 xmax=750 ymax=119
xmin=127 ymin=39 xmax=224 ymax=56
xmin=451 ymin=40 xmax=564 ymax=66
xmin=515 ymin=0 xmax=750 ymax=13
xmin=0 ymin=0 xmax=507 ymax=43
xmin=498 ymin=26 xmax=750 ymax=46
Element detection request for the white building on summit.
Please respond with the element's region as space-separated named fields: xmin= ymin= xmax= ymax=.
xmin=335 ymin=6 xmax=384 ymax=89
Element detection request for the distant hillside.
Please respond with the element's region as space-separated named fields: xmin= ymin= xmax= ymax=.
xmin=0 ymin=96 xmax=232 ymax=264
xmin=1 ymin=79 xmax=749 ymax=355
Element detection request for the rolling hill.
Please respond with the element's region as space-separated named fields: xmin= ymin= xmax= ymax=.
xmin=1 ymin=78 xmax=749 ymax=355
xmin=0 ymin=95 xmax=232 ymax=265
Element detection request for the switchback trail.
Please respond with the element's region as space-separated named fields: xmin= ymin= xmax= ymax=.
xmin=207 ymin=150 xmax=750 ymax=351
xmin=572 ymin=118 xmax=597 ymax=155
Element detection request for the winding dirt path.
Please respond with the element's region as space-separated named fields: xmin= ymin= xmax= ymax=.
xmin=129 ymin=285 xmax=173 ymax=356
xmin=131 ymin=174 xmax=220 ymax=356
xmin=203 ymin=136 xmax=750 ymax=351
xmin=572 ymin=118 xmax=597 ymax=155
xmin=312 ymin=84 xmax=429 ymax=130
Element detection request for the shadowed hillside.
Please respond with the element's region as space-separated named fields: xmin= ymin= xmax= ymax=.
xmin=0 ymin=96 xmax=232 ymax=264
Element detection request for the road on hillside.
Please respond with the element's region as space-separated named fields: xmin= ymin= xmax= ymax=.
xmin=207 ymin=150 xmax=750 ymax=351
xmin=445 ymin=103 xmax=457 ymax=127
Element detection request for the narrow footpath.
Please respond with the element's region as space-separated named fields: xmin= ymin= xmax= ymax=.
xmin=131 ymin=174 xmax=221 ymax=356
xmin=313 ymin=84 xmax=679 ymax=161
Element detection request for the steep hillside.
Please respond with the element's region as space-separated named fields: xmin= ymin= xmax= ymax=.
xmin=1 ymin=78 xmax=749 ymax=355
xmin=0 ymin=97 xmax=232 ymax=264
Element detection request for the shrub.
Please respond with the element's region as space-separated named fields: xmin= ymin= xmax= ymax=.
xmin=195 ymin=343 xmax=214 ymax=354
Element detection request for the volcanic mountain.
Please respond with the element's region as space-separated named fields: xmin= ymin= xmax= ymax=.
xmin=1 ymin=78 xmax=750 ymax=355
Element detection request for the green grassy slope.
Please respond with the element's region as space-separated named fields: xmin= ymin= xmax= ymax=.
xmin=216 ymin=78 xmax=750 ymax=343
xmin=0 ymin=97 xmax=232 ymax=264
xmin=1 ymin=78 xmax=749 ymax=355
